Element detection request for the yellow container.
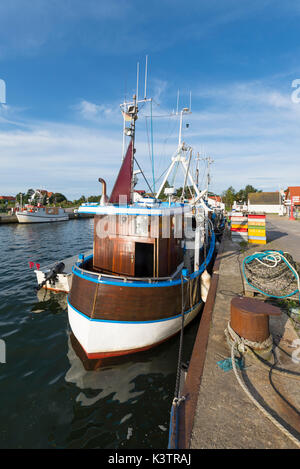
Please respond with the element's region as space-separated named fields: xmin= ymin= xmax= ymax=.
xmin=248 ymin=221 xmax=265 ymax=227
xmin=248 ymin=238 xmax=267 ymax=244
xmin=248 ymin=229 xmax=266 ymax=237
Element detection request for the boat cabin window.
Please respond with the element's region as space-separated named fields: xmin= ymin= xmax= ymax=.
xmin=134 ymin=215 xmax=149 ymax=237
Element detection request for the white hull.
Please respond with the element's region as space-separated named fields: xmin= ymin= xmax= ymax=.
xmin=68 ymin=301 xmax=201 ymax=358
xmin=35 ymin=270 xmax=72 ymax=293
xmin=34 ymin=250 xmax=93 ymax=293
xmin=16 ymin=212 xmax=68 ymax=223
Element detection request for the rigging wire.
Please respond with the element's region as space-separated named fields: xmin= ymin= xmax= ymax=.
xmin=150 ymin=100 xmax=155 ymax=193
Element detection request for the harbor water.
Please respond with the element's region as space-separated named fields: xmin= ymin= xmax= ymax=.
xmin=0 ymin=219 xmax=200 ymax=449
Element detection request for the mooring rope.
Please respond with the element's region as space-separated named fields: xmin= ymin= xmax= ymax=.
xmin=225 ymin=322 xmax=300 ymax=448
xmin=168 ymin=273 xmax=189 ymax=449
xmin=167 ymin=230 xmax=216 ymax=449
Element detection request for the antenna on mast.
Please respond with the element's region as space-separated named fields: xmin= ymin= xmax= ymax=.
xmin=136 ymin=62 xmax=139 ymax=102
xmin=189 ymin=91 xmax=192 ymax=112
xmin=144 ymin=55 xmax=148 ymax=99
xmin=176 ymin=90 xmax=179 ymax=115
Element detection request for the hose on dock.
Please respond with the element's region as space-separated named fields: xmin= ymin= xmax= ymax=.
xmin=242 ymin=250 xmax=300 ymax=302
xmin=225 ymin=321 xmax=300 ymax=449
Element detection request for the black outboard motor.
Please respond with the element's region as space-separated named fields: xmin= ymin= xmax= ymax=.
xmin=36 ymin=262 xmax=65 ymax=291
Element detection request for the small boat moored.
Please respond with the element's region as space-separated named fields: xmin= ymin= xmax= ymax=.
xmin=16 ymin=206 xmax=69 ymax=223
xmin=34 ymin=250 xmax=93 ymax=293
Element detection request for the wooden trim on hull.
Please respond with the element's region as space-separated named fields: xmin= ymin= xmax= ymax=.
xmin=69 ymin=273 xmax=201 ymax=322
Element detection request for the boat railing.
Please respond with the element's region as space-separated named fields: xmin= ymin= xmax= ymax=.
xmin=72 ymin=264 xmax=178 ymax=284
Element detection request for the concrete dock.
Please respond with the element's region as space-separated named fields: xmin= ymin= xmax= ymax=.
xmin=178 ymin=216 xmax=300 ymax=449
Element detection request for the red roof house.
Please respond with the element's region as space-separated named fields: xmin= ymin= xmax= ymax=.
xmin=0 ymin=196 xmax=16 ymax=202
xmin=285 ymin=187 xmax=300 ymax=206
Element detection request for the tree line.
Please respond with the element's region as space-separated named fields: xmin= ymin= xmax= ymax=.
xmin=15 ymin=189 xmax=101 ymax=207
xmin=221 ymin=185 xmax=261 ymax=209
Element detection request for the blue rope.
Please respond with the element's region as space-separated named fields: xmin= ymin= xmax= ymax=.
xmin=242 ymin=250 xmax=300 ymax=301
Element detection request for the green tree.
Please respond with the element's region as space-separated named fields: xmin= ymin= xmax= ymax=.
xmin=157 ymin=181 xmax=171 ymax=200
xmin=88 ymin=195 xmax=100 ymax=203
xmin=235 ymin=185 xmax=260 ymax=203
xmin=26 ymin=188 xmax=34 ymax=201
xmin=16 ymin=192 xmax=26 ymax=204
xmin=49 ymin=193 xmax=67 ymax=204
xmin=221 ymin=186 xmax=236 ymax=209
xmin=175 ymin=185 xmax=194 ymax=199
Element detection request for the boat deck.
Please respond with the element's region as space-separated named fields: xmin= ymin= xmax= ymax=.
xmin=37 ymin=250 xmax=93 ymax=274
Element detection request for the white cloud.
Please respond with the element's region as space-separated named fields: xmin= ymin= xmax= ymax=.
xmin=73 ymin=100 xmax=116 ymax=122
xmin=0 ymin=119 xmax=125 ymax=199
xmin=1 ymin=76 xmax=300 ymax=199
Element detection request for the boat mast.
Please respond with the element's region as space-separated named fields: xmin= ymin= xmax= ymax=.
xmin=120 ymin=57 xmax=152 ymax=202
xmin=198 ymin=155 xmax=214 ymax=199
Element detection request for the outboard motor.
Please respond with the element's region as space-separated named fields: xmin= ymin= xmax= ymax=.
xmin=36 ymin=262 xmax=65 ymax=291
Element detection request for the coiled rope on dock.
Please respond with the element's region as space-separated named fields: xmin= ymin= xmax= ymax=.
xmin=242 ymin=250 xmax=300 ymax=302
xmin=225 ymin=321 xmax=300 ymax=449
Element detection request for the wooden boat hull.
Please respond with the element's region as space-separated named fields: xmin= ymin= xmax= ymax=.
xmin=68 ymin=266 xmax=203 ymax=358
xmin=67 ymin=231 xmax=215 ymax=359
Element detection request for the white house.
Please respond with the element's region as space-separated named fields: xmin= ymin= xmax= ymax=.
xmin=248 ymin=192 xmax=285 ymax=214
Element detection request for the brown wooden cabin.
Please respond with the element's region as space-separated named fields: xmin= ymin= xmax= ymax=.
xmin=92 ymin=211 xmax=184 ymax=278
xmin=69 ymin=206 xmax=206 ymax=323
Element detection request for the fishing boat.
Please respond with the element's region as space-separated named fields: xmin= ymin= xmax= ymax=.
xmin=67 ymin=77 xmax=216 ymax=359
xmin=16 ymin=205 xmax=69 ymax=223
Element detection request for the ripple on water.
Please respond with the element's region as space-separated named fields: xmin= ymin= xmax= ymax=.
xmin=0 ymin=219 xmax=199 ymax=449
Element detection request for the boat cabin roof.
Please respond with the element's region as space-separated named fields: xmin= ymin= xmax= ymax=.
xmin=78 ymin=201 xmax=192 ymax=216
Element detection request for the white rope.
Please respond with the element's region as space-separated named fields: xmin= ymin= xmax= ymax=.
xmin=225 ymin=321 xmax=273 ymax=352
xmin=253 ymin=251 xmax=300 ymax=295
xmin=226 ymin=323 xmax=300 ymax=448
xmin=254 ymin=251 xmax=282 ymax=268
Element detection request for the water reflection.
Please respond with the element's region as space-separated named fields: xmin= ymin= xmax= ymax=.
xmin=33 ymin=289 xmax=68 ymax=313
xmin=66 ymin=332 xmax=174 ymax=407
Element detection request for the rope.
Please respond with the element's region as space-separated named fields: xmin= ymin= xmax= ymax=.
xmin=167 ymin=230 xmax=216 ymax=449
xmin=242 ymin=250 xmax=300 ymax=302
xmin=225 ymin=322 xmax=300 ymax=448
xmin=174 ymin=275 xmax=188 ymax=399
xmin=226 ymin=321 xmax=300 ymax=380
xmin=225 ymin=321 xmax=273 ymax=353
xmin=150 ymin=100 xmax=155 ymax=193
xmin=168 ymin=274 xmax=189 ymax=449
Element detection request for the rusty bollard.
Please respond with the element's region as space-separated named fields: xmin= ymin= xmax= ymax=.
xmin=226 ymin=297 xmax=281 ymax=359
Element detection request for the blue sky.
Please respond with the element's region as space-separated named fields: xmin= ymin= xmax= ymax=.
xmin=1 ymin=0 xmax=300 ymax=199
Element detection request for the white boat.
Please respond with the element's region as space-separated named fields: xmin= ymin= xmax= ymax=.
xmin=16 ymin=206 xmax=69 ymax=223
xmin=34 ymin=250 xmax=93 ymax=293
